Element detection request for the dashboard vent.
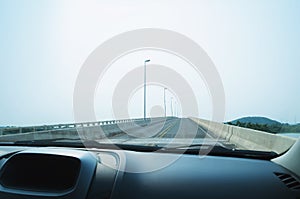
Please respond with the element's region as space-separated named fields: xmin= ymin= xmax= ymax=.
xmin=274 ymin=172 xmax=300 ymax=190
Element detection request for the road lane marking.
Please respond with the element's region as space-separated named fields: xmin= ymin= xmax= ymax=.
xmin=157 ymin=121 xmax=178 ymax=138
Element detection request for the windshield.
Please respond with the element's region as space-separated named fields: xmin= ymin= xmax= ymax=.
xmin=0 ymin=1 xmax=299 ymax=156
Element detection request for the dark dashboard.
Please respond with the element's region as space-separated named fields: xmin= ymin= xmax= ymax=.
xmin=0 ymin=146 xmax=299 ymax=199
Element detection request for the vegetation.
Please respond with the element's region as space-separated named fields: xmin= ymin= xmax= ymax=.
xmin=230 ymin=116 xmax=280 ymax=125
xmin=227 ymin=121 xmax=300 ymax=134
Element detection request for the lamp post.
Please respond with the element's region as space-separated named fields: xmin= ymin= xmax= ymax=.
xmin=174 ymin=100 xmax=177 ymax=117
xmin=171 ymin=97 xmax=174 ymax=117
xmin=164 ymin=88 xmax=167 ymax=117
xmin=144 ymin=59 xmax=150 ymax=120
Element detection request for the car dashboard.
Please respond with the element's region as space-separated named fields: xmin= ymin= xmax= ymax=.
xmin=0 ymin=146 xmax=299 ymax=199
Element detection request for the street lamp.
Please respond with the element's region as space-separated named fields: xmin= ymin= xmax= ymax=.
xmin=174 ymin=100 xmax=176 ymax=117
xmin=164 ymin=87 xmax=167 ymax=117
xmin=144 ymin=59 xmax=150 ymax=120
xmin=174 ymin=100 xmax=177 ymax=117
xmin=171 ymin=97 xmax=174 ymax=117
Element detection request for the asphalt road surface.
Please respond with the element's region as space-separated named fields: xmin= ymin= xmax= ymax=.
xmin=97 ymin=117 xmax=233 ymax=148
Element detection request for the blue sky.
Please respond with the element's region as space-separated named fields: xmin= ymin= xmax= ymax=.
xmin=0 ymin=0 xmax=299 ymax=126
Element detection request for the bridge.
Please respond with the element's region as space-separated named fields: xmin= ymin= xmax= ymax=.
xmin=0 ymin=117 xmax=296 ymax=154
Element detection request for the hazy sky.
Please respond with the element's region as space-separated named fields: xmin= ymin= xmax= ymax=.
xmin=0 ymin=0 xmax=299 ymax=126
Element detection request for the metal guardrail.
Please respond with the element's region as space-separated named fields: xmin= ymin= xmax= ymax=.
xmin=0 ymin=118 xmax=153 ymax=136
xmin=0 ymin=117 xmax=176 ymax=142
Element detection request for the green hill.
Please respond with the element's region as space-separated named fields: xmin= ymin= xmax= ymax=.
xmin=229 ymin=116 xmax=281 ymax=125
xmin=227 ymin=116 xmax=300 ymax=134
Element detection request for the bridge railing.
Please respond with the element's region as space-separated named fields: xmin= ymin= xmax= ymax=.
xmin=0 ymin=118 xmax=151 ymax=136
xmin=0 ymin=117 xmax=173 ymax=141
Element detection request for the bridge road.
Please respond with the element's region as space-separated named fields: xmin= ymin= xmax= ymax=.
xmin=101 ymin=118 xmax=233 ymax=148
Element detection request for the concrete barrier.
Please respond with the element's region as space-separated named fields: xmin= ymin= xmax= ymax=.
xmin=190 ymin=117 xmax=297 ymax=154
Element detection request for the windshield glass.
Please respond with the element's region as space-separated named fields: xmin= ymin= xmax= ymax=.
xmin=0 ymin=1 xmax=299 ymax=155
